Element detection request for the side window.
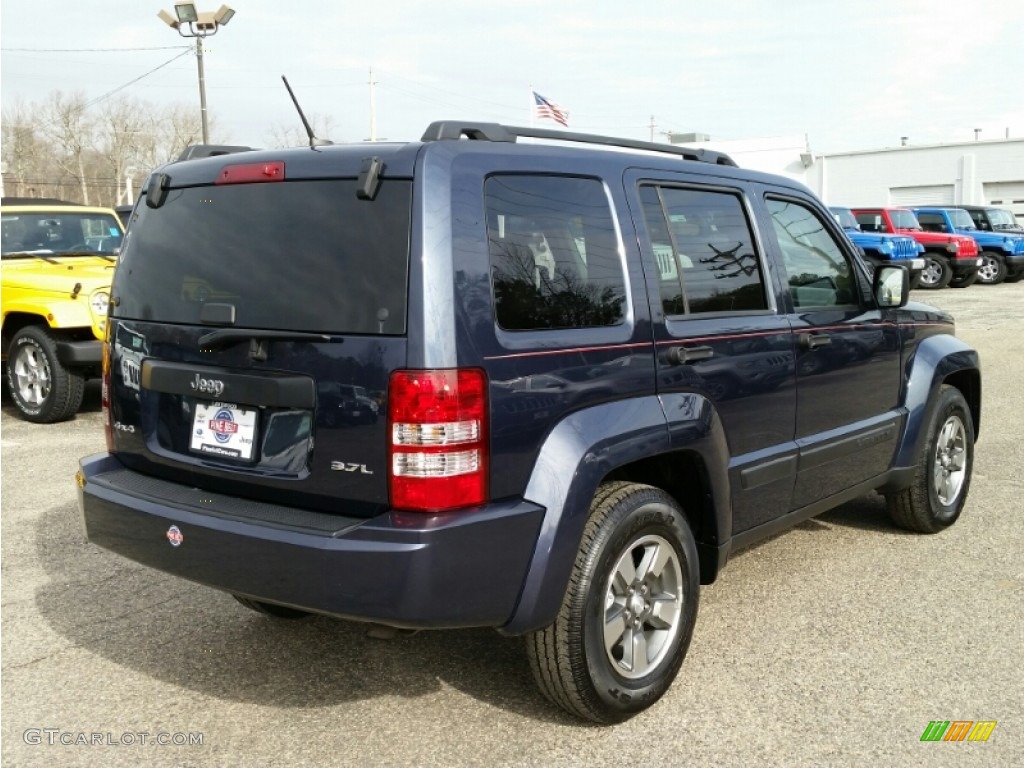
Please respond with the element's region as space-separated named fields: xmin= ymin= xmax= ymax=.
xmin=916 ymin=212 xmax=947 ymax=232
xmin=766 ymin=198 xmax=859 ymax=309
xmin=855 ymin=212 xmax=886 ymax=233
xmin=639 ymin=185 xmax=768 ymax=315
xmin=486 ymin=175 xmax=626 ymax=331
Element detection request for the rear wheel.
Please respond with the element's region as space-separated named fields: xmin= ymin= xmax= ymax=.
xmin=976 ymin=251 xmax=1007 ymax=285
xmin=232 ymin=595 xmax=312 ymax=619
xmin=886 ymin=386 xmax=974 ymax=533
xmin=918 ymin=255 xmax=952 ymax=289
xmin=5 ymin=326 xmax=85 ymax=423
xmin=526 ymin=482 xmax=699 ymax=723
xmin=1004 ymin=269 xmax=1024 ymax=284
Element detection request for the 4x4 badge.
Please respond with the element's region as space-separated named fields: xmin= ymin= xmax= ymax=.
xmin=166 ymin=525 xmax=184 ymax=547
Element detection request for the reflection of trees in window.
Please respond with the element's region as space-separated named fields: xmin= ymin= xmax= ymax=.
xmin=491 ymin=238 xmax=623 ymax=329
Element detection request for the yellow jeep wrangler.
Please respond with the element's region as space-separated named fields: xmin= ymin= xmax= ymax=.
xmin=1 ymin=198 xmax=124 ymax=422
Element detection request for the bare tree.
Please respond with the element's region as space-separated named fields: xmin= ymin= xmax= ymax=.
xmin=266 ymin=113 xmax=338 ymax=148
xmin=1 ymin=101 xmax=47 ymax=198
xmin=96 ymin=96 xmax=159 ymax=206
xmin=2 ymin=91 xmax=227 ymax=206
xmin=39 ymin=92 xmax=96 ymax=204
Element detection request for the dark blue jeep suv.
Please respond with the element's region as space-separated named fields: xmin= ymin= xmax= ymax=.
xmin=78 ymin=122 xmax=981 ymax=723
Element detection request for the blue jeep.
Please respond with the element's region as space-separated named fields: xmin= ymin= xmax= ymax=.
xmin=913 ymin=206 xmax=1024 ymax=284
xmin=77 ymin=122 xmax=981 ymax=723
xmin=830 ymin=206 xmax=925 ymax=287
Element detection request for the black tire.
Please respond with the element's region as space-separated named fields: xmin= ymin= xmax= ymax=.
xmin=886 ymin=386 xmax=974 ymax=533
xmin=5 ymin=325 xmax=85 ymax=423
xmin=976 ymin=251 xmax=1007 ymax=285
xmin=908 ymin=270 xmax=923 ymax=290
xmin=948 ymin=271 xmax=978 ymax=288
xmin=918 ymin=255 xmax=952 ymax=289
xmin=1004 ymin=269 xmax=1024 ymax=284
xmin=232 ymin=594 xmax=312 ymax=619
xmin=526 ymin=481 xmax=700 ymax=723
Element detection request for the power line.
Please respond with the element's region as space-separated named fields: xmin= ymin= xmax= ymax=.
xmin=2 ymin=45 xmax=191 ymax=53
xmin=85 ymin=49 xmax=193 ymax=108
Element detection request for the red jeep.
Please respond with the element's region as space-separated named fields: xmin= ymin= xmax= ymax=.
xmin=852 ymin=207 xmax=980 ymax=289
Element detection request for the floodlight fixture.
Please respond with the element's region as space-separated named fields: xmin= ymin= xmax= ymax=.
xmin=174 ymin=3 xmax=199 ymax=23
xmin=158 ymin=9 xmax=179 ymax=28
xmin=214 ymin=5 xmax=236 ymax=25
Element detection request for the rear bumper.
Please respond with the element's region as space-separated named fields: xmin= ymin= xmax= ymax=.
xmin=77 ymin=453 xmax=545 ymax=630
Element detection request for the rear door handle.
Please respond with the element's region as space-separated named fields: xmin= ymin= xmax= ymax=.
xmin=801 ymin=333 xmax=832 ymax=350
xmin=666 ymin=345 xmax=714 ymax=365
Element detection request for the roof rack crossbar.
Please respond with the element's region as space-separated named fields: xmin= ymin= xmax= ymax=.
xmin=420 ymin=121 xmax=737 ymax=167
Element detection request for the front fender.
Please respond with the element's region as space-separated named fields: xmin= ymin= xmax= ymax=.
xmin=3 ymin=296 xmax=95 ymax=331
xmin=500 ymin=393 xmax=729 ymax=635
xmin=891 ymin=333 xmax=980 ymax=474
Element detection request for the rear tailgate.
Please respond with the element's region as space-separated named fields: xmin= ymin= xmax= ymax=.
xmin=109 ymin=160 xmax=412 ymax=517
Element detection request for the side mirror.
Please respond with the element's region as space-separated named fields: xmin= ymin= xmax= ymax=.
xmin=874 ymin=264 xmax=909 ymax=308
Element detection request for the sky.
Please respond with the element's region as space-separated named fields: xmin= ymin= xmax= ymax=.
xmin=2 ymin=0 xmax=1023 ymax=154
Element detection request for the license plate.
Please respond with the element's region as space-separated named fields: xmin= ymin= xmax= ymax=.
xmin=190 ymin=401 xmax=257 ymax=460
xmin=121 ymin=356 xmax=141 ymax=391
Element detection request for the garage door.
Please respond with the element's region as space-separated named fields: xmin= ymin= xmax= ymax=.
xmin=984 ymin=182 xmax=1024 ymax=217
xmin=890 ymin=185 xmax=955 ymax=206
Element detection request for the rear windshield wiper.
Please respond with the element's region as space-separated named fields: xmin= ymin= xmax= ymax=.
xmin=197 ymin=328 xmax=342 ymax=350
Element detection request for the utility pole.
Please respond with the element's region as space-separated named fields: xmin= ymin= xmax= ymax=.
xmin=649 ymin=115 xmax=656 ymax=143
xmin=369 ymin=67 xmax=377 ymax=142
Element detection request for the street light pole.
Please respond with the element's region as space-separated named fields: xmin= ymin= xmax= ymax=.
xmin=158 ymin=4 xmax=236 ymax=146
xmin=195 ymin=36 xmax=208 ymax=143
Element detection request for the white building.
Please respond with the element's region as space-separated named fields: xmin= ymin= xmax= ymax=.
xmin=680 ymin=134 xmax=1024 ymax=218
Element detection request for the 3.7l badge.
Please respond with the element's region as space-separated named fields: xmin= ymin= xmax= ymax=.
xmin=331 ymin=462 xmax=373 ymax=474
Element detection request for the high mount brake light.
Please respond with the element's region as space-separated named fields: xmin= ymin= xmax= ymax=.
xmin=215 ymin=161 xmax=285 ymax=185
xmin=388 ymin=368 xmax=488 ymax=512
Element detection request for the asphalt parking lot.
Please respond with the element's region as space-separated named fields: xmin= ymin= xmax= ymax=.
xmin=2 ymin=284 xmax=1021 ymax=767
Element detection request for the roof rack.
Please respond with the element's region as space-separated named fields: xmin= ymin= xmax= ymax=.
xmin=420 ymin=121 xmax=737 ymax=167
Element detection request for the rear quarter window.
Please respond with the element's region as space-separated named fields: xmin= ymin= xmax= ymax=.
xmin=485 ymin=175 xmax=626 ymax=331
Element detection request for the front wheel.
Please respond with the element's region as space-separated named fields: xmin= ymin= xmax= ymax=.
xmin=918 ymin=255 xmax=952 ymax=289
xmin=526 ymin=482 xmax=699 ymax=723
xmin=948 ymin=271 xmax=978 ymax=288
xmin=5 ymin=326 xmax=85 ymax=423
xmin=976 ymin=251 xmax=1007 ymax=285
xmin=886 ymin=385 xmax=974 ymax=533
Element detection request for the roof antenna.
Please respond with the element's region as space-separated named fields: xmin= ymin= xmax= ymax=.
xmin=281 ymin=75 xmax=333 ymax=148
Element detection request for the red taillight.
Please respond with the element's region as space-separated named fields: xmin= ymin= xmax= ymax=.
xmin=215 ymin=161 xmax=285 ymax=185
xmin=388 ymin=368 xmax=488 ymax=512
xmin=101 ymin=340 xmax=113 ymax=451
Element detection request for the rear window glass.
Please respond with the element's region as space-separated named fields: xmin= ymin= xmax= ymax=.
xmin=112 ymin=180 xmax=411 ymax=334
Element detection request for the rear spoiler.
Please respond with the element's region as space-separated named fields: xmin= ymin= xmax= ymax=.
xmin=176 ymin=144 xmax=255 ymax=161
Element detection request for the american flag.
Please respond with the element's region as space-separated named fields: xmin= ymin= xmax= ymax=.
xmin=533 ymin=91 xmax=569 ymax=127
